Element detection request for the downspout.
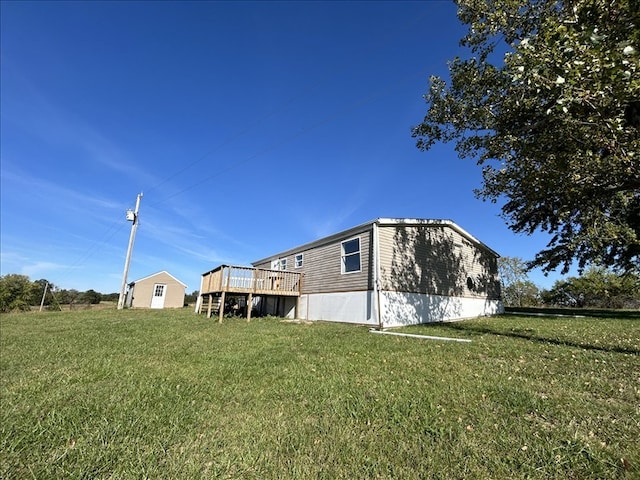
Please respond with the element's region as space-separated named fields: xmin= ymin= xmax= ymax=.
xmin=194 ymin=273 xmax=204 ymax=314
xmin=373 ymin=220 xmax=384 ymax=330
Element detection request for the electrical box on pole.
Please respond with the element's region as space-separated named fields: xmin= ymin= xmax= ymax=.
xmin=117 ymin=193 xmax=143 ymax=310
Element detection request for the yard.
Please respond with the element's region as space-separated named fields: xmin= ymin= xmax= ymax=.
xmin=1 ymin=310 xmax=638 ymax=479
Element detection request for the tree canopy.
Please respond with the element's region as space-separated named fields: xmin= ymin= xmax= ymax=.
xmin=498 ymin=256 xmax=541 ymax=306
xmin=0 ymin=274 xmax=38 ymax=312
xmin=541 ymin=267 xmax=640 ymax=308
xmin=0 ymin=274 xmax=111 ymax=312
xmin=413 ymin=0 xmax=639 ymax=274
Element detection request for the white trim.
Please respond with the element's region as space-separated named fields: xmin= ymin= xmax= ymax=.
xmin=129 ymin=270 xmax=187 ymax=288
xmin=372 ymin=221 xmax=383 ymax=329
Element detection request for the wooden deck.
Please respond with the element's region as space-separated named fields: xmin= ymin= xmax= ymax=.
xmin=197 ymin=265 xmax=302 ymax=322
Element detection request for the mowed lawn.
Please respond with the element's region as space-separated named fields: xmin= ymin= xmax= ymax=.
xmin=1 ymin=310 xmax=638 ymax=479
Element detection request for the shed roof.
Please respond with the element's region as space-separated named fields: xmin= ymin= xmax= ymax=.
xmin=252 ymin=218 xmax=499 ymax=266
xmin=128 ymin=270 xmax=187 ymax=288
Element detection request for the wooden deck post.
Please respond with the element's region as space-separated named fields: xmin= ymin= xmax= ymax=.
xmin=294 ymin=274 xmax=303 ymax=319
xmin=206 ymin=294 xmax=213 ymax=318
xmin=246 ymin=293 xmax=253 ymax=322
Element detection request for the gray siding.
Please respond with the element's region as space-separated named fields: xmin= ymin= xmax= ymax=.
xmin=254 ymin=229 xmax=373 ymax=294
xmin=378 ymin=224 xmax=500 ymax=299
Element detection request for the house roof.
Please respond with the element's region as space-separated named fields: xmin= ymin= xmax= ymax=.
xmin=252 ymin=217 xmax=499 ymax=266
xmin=128 ymin=270 xmax=188 ymax=288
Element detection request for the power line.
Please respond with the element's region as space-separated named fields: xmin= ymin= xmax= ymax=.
xmin=149 ymin=66 xmax=431 ymax=208
xmin=48 ymin=6 xmax=438 ymax=287
xmin=142 ymin=7 xmax=437 ymax=204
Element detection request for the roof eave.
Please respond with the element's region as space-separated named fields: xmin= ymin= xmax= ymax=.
xmin=251 ymin=217 xmax=499 ymax=265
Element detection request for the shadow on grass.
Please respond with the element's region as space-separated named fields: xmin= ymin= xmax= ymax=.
xmin=432 ymin=321 xmax=640 ymax=356
xmin=505 ymin=306 xmax=640 ymax=319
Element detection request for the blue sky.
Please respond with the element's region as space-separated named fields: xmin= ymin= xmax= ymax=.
xmin=1 ymin=1 xmax=569 ymax=294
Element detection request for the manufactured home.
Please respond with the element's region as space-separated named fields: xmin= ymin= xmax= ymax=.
xmin=197 ymin=218 xmax=502 ymax=327
xmin=126 ymin=271 xmax=187 ymax=309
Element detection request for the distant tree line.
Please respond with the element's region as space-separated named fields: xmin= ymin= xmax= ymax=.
xmin=0 ymin=274 xmax=115 ymax=313
xmin=4 ymin=265 xmax=635 ymax=313
xmin=499 ymin=258 xmax=640 ymax=309
xmin=185 ymin=291 xmax=199 ymax=305
xmin=0 ymin=274 xmax=201 ymax=313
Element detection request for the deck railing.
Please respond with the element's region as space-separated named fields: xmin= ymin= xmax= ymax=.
xmin=200 ymin=265 xmax=302 ymax=296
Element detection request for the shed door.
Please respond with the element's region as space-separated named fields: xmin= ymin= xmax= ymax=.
xmin=150 ymin=284 xmax=167 ymax=309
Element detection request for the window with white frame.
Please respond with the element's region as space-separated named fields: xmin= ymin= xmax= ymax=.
xmin=295 ymin=253 xmax=303 ymax=268
xmin=341 ymin=237 xmax=361 ymax=273
xmin=271 ymin=258 xmax=287 ymax=270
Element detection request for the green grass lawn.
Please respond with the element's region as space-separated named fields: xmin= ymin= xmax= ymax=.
xmin=1 ymin=310 xmax=638 ymax=479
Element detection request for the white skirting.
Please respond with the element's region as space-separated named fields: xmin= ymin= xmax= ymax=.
xmin=299 ymin=290 xmax=503 ymax=327
xmin=379 ymin=291 xmax=503 ymax=327
xmin=299 ymin=291 xmax=378 ymax=324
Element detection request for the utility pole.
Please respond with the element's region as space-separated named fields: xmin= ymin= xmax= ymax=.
xmin=39 ymin=281 xmax=49 ymax=312
xmin=117 ymin=193 xmax=143 ymax=310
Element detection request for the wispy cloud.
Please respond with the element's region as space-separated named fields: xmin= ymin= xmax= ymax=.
xmin=295 ymin=188 xmax=370 ymax=239
xmin=0 ymin=250 xmax=29 ymax=276
xmin=21 ymin=261 xmax=73 ymax=279
xmin=141 ymin=201 xmax=256 ymax=257
xmin=0 ymin=243 xmax=75 ymax=279
xmin=2 ymin=72 xmax=159 ymax=185
xmin=140 ymin=216 xmax=242 ymax=266
xmin=2 ymin=165 xmax=123 ymax=213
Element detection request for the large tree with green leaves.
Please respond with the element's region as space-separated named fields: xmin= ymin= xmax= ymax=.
xmin=0 ymin=274 xmax=38 ymax=312
xmin=413 ymin=0 xmax=639 ymax=274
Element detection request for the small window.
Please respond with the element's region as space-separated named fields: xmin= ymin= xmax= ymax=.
xmin=341 ymin=237 xmax=361 ymax=273
xmin=295 ymin=253 xmax=303 ymax=268
xmin=280 ymin=258 xmax=287 ymax=271
xmin=154 ymin=285 xmax=165 ymax=297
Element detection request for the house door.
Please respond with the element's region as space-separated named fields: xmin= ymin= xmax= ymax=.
xmin=150 ymin=284 xmax=166 ymax=309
